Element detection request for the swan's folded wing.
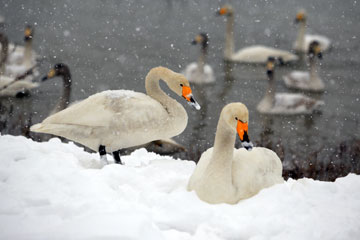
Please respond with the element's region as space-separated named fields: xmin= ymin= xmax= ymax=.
xmin=39 ymin=90 xmax=168 ymax=130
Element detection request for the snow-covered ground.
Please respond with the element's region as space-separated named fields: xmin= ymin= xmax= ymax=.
xmin=0 ymin=134 xmax=359 ymax=240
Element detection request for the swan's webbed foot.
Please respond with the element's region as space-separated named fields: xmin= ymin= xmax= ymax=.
xmin=99 ymin=145 xmax=109 ymax=165
xmin=113 ymin=150 xmax=123 ymax=165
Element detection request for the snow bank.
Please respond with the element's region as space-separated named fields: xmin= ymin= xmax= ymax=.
xmin=0 ymin=135 xmax=359 ymax=240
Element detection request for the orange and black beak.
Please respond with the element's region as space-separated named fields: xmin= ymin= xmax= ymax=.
xmin=236 ymin=120 xmax=253 ymax=151
xmin=294 ymin=12 xmax=305 ymax=24
xmin=182 ymin=85 xmax=201 ymax=110
xmin=24 ymin=26 xmax=33 ymax=42
xmin=42 ymin=68 xmax=56 ymax=82
xmin=216 ymin=7 xmax=228 ymax=16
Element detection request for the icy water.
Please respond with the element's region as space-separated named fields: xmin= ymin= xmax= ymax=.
xmin=1 ymin=0 xmax=359 ymax=175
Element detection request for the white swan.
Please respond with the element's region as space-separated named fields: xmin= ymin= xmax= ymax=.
xmin=293 ymin=10 xmax=331 ymax=53
xmin=217 ymin=5 xmax=298 ymax=64
xmin=0 ymin=26 xmax=38 ymax=78
xmin=257 ymin=57 xmax=324 ymax=115
xmin=187 ymin=102 xmax=283 ymax=204
xmin=283 ymin=41 xmax=324 ymax=92
xmin=0 ymin=74 xmax=39 ymax=97
xmin=31 ymin=66 xmax=201 ymax=164
xmin=182 ymin=33 xmax=215 ymax=84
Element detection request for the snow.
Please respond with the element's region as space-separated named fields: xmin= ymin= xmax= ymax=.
xmin=0 ymin=134 xmax=360 ymax=240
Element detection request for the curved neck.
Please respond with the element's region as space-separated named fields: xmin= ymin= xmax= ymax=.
xmin=52 ymin=70 xmax=72 ymax=114
xmin=0 ymin=36 xmax=9 ymax=74
xmin=295 ymin=22 xmax=306 ymax=51
xmin=24 ymin=40 xmax=32 ymax=68
xmin=224 ymin=14 xmax=235 ymax=60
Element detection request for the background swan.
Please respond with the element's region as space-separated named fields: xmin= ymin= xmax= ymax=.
xmin=0 ymin=74 xmax=39 ymax=97
xmin=31 ymin=66 xmax=200 ymax=164
xmin=217 ymin=5 xmax=298 ymax=64
xmin=293 ymin=10 xmax=331 ymax=53
xmin=182 ymin=33 xmax=215 ymax=84
xmin=283 ymin=41 xmax=325 ymax=92
xmin=257 ymin=57 xmax=324 ymax=115
xmin=187 ymin=102 xmax=283 ymax=204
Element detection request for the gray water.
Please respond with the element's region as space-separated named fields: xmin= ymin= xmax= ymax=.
xmin=1 ymin=0 xmax=359 ymax=175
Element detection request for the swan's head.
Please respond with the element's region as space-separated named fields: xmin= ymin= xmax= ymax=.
xmin=295 ymin=10 xmax=306 ymax=24
xmin=216 ymin=4 xmax=234 ymax=16
xmin=222 ymin=103 xmax=253 ymax=151
xmin=266 ymin=56 xmax=276 ymax=78
xmin=308 ymin=41 xmax=322 ymax=59
xmin=24 ymin=25 xmax=34 ymax=42
xmin=191 ymin=33 xmax=209 ymax=50
xmin=167 ymin=71 xmax=201 ymax=110
xmin=42 ymin=63 xmax=71 ymax=83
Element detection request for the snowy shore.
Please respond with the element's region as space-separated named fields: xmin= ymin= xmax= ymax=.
xmin=0 ymin=134 xmax=359 ymax=240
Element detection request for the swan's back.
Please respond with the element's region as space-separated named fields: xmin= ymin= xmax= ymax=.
xmin=31 ymin=90 xmax=186 ymax=151
xmin=232 ymin=45 xmax=298 ymax=63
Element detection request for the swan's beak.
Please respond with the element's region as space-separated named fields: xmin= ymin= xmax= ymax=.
xmin=182 ymin=86 xmax=201 ymax=110
xmin=216 ymin=7 xmax=227 ymax=16
xmin=236 ymin=120 xmax=253 ymax=151
xmin=42 ymin=68 xmax=56 ymax=82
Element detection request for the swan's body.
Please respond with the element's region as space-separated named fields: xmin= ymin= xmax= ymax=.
xmin=0 ymin=75 xmax=39 ymax=97
xmin=183 ymin=33 xmax=215 ymax=84
xmin=217 ymin=5 xmax=298 ymax=64
xmin=257 ymin=57 xmax=324 ymax=115
xmin=31 ymin=67 xmax=200 ymax=163
xmin=188 ymin=103 xmax=283 ymax=204
xmin=293 ymin=10 xmax=331 ymax=52
xmin=284 ymin=41 xmax=325 ymax=92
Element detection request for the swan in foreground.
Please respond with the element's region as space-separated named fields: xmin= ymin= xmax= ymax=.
xmin=31 ymin=66 xmax=201 ymax=164
xmin=187 ymin=102 xmax=283 ymax=204
xmin=283 ymin=41 xmax=324 ymax=92
xmin=257 ymin=57 xmax=324 ymax=115
xmin=217 ymin=5 xmax=298 ymax=64
xmin=182 ymin=33 xmax=215 ymax=84
xmin=293 ymin=10 xmax=331 ymax=53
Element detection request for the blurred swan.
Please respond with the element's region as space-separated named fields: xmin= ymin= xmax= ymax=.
xmin=31 ymin=66 xmax=200 ymax=164
xmin=182 ymin=33 xmax=215 ymax=84
xmin=217 ymin=5 xmax=298 ymax=64
xmin=0 ymin=26 xmax=39 ymax=78
xmin=293 ymin=10 xmax=331 ymax=53
xmin=0 ymin=74 xmax=39 ymax=97
xmin=283 ymin=41 xmax=324 ymax=92
xmin=187 ymin=102 xmax=283 ymax=204
xmin=257 ymin=57 xmax=324 ymax=115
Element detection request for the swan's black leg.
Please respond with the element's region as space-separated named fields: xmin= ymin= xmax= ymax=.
xmin=99 ymin=145 xmax=108 ymax=164
xmin=113 ymin=150 xmax=123 ymax=165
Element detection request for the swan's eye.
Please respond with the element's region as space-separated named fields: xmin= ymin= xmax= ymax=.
xmin=180 ymin=84 xmax=183 ymax=87
xmin=235 ymin=117 xmax=238 ymax=121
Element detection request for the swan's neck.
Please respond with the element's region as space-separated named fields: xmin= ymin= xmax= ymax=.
xmin=295 ymin=22 xmax=306 ymax=51
xmin=265 ymin=73 xmax=276 ymax=104
xmin=145 ymin=67 xmax=186 ymax=125
xmin=0 ymin=37 xmax=8 ymax=74
xmin=224 ymin=14 xmax=235 ymax=60
xmin=197 ymin=48 xmax=206 ymax=73
xmin=24 ymin=40 xmax=32 ymax=68
xmin=309 ymin=56 xmax=320 ymax=82
xmin=52 ymin=71 xmax=72 ymax=114
xmin=212 ymin=117 xmax=236 ymax=166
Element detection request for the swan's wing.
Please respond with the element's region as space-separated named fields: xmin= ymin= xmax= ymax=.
xmin=40 ymin=90 xmax=168 ymax=129
xmin=283 ymin=71 xmax=310 ymax=88
xmin=273 ymin=93 xmax=323 ymax=114
xmin=233 ymin=45 xmax=298 ymax=63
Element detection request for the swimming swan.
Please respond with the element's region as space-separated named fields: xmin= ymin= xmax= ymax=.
xmin=182 ymin=33 xmax=215 ymax=84
xmin=293 ymin=10 xmax=331 ymax=53
xmin=257 ymin=57 xmax=324 ymax=115
xmin=31 ymin=66 xmax=201 ymax=164
xmin=217 ymin=5 xmax=298 ymax=64
xmin=283 ymin=41 xmax=324 ymax=92
xmin=187 ymin=102 xmax=283 ymax=204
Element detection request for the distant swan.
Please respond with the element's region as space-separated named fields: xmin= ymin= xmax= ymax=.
xmin=217 ymin=5 xmax=298 ymax=64
xmin=182 ymin=33 xmax=215 ymax=84
xmin=31 ymin=66 xmax=201 ymax=164
xmin=283 ymin=41 xmax=324 ymax=92
xmin=257 ymin=57 xmax=324 ymax=115
xmin=293 ymin=10 xmax=331 ymax=53
xmin=187 ymin=102 xmax=283 ymax=204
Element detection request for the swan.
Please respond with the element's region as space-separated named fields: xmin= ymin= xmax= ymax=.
xmin=1 ymin=26 xmax=38 ymax=78
xmin=283 ymin=41 xmax=324 ymax=92
xmin=293 ymin=10 xmax=331 ymax=53
xmin=0 ymin=74 xmax=39 ymax=97
xmin=217 ymin=5 xmax=298 ymax=64
xmin=31 ymin=66 xmax=201 ymax=164
xmin=187 ymin=102 xmax=283 ymax=204
xmin=182 ymin=33 xmax=215 ymax=84
xmin=257 ymin=57 xmax=324 ymax=115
